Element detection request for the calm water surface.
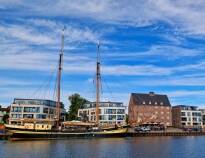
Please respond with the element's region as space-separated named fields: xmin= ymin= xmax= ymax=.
xmin=0 ymin=136 xmax=205 ymax=158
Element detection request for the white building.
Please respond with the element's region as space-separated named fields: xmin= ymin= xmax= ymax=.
xmin=78 ymin=102 xmax=126 ymax=126
xmin=9 ymin=98 xmax=66 ymax=124
xmin=199 ymin=109 xmax=205 ymax=128
xmin=172 ymin=105 xmax=202 ymax=128
xmin=0 ymin=111 xmax=3 ymax=123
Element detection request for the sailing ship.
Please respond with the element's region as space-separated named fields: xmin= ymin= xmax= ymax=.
xmin=5 ymin=28 xmax=127 ymax=140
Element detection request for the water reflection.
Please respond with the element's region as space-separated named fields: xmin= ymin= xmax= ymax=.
xmin=0 ymin=137 xmax=205 ymax=158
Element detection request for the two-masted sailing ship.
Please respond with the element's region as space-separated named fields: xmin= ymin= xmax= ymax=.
xmin=5 ymin=28 xmax=127 ymax=140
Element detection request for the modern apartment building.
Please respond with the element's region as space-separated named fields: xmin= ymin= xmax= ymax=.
xmin=199 ymin=109 xmax=205 ymax=129
xmin=9 ymin=98 xmax=66 ymax=124
xmin=78 ymin=102 xmax=126 ymax=125
xmin=128 ymin=92 xmax=172 ymax=127
xmin=172 ymin=105 xmax=202 ymax=128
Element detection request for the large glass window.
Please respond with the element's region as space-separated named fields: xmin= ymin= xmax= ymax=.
xmin=99 ymin=115 xmax=107 ymax=120
xmin=49 ymin=109 xmax=54 ymax=114
xmin=24 ymin=107 xmax=40 ymax=113
xmin=117 ymin=109 xmax=125 ymax=114
xmin=181 ymin=112 xmax=186 ymax=116
xmin=108 ymin=115 xmax=116 ymax=120
xmin=193 ymin=117 xmax=197 ymax=121
xmin=192 ymin=112 xmax=201 ymax=116
xmin=105 ymin=109 xmax=116 ymax=114
xmin=11 ymin=114 xmax=22 ymax=118
xmin=12 ymin=107 xmax=22 ymax=112
xmin=36 ymin=114 xmax=47 ymax=119
xmin=43 ymin=108 xmax=49 ymax=113
xmin=23 ymin=114 xmax=34 ymax=118
xmin=181 ymin=117 xmax=187 ymax=121
xmin=117 ymin=115 xmax=125 ymax=120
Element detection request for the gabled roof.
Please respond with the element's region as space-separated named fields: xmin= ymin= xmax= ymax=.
xmin=130 ymin=92 xmax=171 ymax=106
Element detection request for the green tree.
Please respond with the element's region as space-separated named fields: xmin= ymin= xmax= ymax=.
xmin=68 ymin=93 xmax=88 ymax=121
xmin=2 ymin=114 xmax=9 ymax=124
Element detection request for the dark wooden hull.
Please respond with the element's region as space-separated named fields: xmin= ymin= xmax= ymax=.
xmin=8 ymin=128 xmax=128 ymax=140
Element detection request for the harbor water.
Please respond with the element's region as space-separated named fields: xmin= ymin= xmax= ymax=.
xmin=0 ymin=136 xmax=205 ymax=158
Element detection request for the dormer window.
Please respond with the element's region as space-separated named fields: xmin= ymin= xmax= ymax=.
xmin=149 ymin=101 xmax=151 ymax=105
xmin=143 ymin=101 xmax=145 ymax=105
xmin=160 ymin=102 xmax=163 ymax=105
xmin=155 ymin=102 xmax=157 ymax=105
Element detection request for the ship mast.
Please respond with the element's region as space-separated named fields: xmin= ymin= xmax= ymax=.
xmin=96 ymin=42 xmax=101 ymax=125
xmin=56 ymin=27 xmax=65 ymax=128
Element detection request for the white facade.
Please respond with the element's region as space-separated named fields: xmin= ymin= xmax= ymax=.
xmin=0 ymin=111 xmax=3 ymax=123
xmin=78 ymin=102 xmax=126 ymax=125
xmin=180 ymin=107 xmax=202 ymax=127
xmin=9 ymin=98 xmax=66 ymax=124
xmin=199 ymin=109 xmax=205 ymax=128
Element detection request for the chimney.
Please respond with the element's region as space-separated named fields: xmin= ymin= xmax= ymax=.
xmin=149 ymin=92 xmax=155 ymax=96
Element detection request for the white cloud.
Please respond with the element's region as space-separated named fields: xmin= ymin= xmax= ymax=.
xmin=0 ymin=24 xmax=55 ymax=45
xmin=1 ymin=0 xmax=205 ymax=35
xmin=103 ymin=45 xmax=203 ymax=60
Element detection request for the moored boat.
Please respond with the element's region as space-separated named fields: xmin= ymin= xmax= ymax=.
xmin=5 ymin=29 xmax=128 ymax=140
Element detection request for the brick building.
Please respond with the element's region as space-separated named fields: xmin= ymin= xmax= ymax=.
xmin=128 ymin=92 xmax=172 ymax=127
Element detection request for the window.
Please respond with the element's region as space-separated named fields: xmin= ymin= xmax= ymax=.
xmin=105 ymin=109 xmax=116 ymax=114
xmin=149 ymin=101 xmax=151 ymax=105
xmin=43 ymin=108 xmax=49 ymax=113
xmin=181 ymin=112 xmax=186 ymax=116
xmin=181 ymin=117 xmax=187 ymax=121
xmin=24 ymin=107 xmax=40 ymax=113
xmin=160 ymin=102 xmax=163 ymax=105
xmin=108 ymin=115 xmax=116 ymax=120
xmin=49 ymin=109 xmax=54 ymax=114
xmin=36 ymin=114 xmax=46 ymax=119
xmin=11 ymin=114 xmax=22 ymax=118
xmin=193 ymin=117 xmax=197 ymax=122
xmin=117 ymin=115 xmax=125 ymax=120
xmin=12 ymin=107 xmax=22 ymax=112
xmin=99 ymin=115 xmax=107 ymax=120
xmin=142 ymin=101 xmax=145 ymax=105
xmin=23 ymin=114 xmax=34 ymax=118
xmin=192 ymin=112 xmax=201 ymax=117
xmin=117 ymin=109 xmax=125 ymax=114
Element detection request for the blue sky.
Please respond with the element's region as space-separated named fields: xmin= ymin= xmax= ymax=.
xmin=1 ymin=0 xmax=205 ymax=109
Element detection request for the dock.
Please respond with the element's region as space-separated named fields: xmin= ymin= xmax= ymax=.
xmin=127 ymin=131 xmax=205 ymax=137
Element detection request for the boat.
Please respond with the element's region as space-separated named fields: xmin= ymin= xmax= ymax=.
xmin=5 ymin=28 xmax=127 ymax=140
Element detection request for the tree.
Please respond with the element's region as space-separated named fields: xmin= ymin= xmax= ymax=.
xmin=2 ymin=114 xmax=9 ymax=124
xmin=68 ymin=93 xmax=88 ymax=121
